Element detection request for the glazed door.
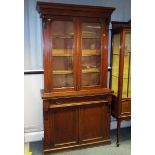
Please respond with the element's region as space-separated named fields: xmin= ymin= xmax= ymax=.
xmin=111 ymin=31 xmax=131 ymax=98
xmin=50 ymin=19 xmax=76 ymax=90
xmin=78 ymin=19 xmax=108 ymax=89
xmin=122 ymin=31 xmax=131 ymax=98
xmin=50 ymin=107 xmax=78 ymax=148
xmin=111 ymin=33 xmax=121 ymax=96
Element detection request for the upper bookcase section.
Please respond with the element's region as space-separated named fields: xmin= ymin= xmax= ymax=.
xmin=36 ymin=2 xmax=115 ymax=19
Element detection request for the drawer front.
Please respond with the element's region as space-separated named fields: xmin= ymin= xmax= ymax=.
xmin=48 ymin=94 xmax=112 ymax=106
xmin=121 ymin=100 xmax=131 ymax=113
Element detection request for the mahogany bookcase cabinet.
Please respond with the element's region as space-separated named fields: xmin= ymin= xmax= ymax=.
xmin=36 ymin=2 xmax=115 ymax=154
xmin=110 ymin=21 xmax=131 ymax=146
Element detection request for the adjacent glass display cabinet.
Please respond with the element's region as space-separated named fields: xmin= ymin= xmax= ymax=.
xmin=37 ymin=2 xmax=115 ymax=154
xmin=110 ymin=21 xmax=131 ymax=146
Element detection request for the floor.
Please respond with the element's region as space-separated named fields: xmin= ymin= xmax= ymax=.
xmin=30 ymin=127 xmax=131 ymax=155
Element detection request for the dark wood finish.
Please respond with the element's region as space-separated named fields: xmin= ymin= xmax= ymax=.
xmin=43 ymin=93 xmax=113 ymax=153
xmin=79 ymin=103 xmax=110 ymax=143
xmin=24 ymin=68 xmax=111 ymax=75
xmin=43 ymin=21 xmax=52 ymax=92
xmin=36 ymin=2 xmax=115 ymax=18
xmin=37 ymin=2 xmax=115 ymax=154
xmin=51 ymin=107 xmax=78 ymax=146
xmin=110 ymin=21 xmax=131 ymax=146
xmin=111 ymin=20 xmax=131 ymax=30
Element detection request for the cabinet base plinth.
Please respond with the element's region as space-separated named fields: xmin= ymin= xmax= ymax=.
xmin=44 ymin=139 xmax=111 ymax=154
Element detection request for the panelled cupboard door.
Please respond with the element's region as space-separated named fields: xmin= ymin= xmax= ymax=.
xmin=50 ymin=107 xmax=78 ymax=148
xmin=79 ymin=103 xmax=110 ymax=143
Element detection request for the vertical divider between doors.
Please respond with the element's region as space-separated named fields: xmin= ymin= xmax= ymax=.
xmin=74 ymin=18 xmax=82 ymax=91
xmin=73 ymin=18 xmax=77 ymax=91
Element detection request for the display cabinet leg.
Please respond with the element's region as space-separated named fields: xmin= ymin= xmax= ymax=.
xmin=116 ymin=119 xmax=120 ymax=147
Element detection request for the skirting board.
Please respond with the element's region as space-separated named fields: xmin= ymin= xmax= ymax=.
xmin=24 ymin=131 xmax=44 ymax=143
xmin=24 ymin=121 xmax=131 ymax=143
xmin=110 ymin=120 xmax=131 ymax=130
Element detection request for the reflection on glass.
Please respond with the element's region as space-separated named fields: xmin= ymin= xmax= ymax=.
xmin=128 ymin=77 xmax=131 ymax=97
xmin=53 ymin=74 xmax=73 ymax=88
xmin=81 ymin=23 xmax=101 ymax=86
xmin=51 ymin=21 xmax=74 ymax=88
xmin=111 ymin=76 xmax=119 ymax=95
xmin=111 ymin=34 xmax=120 ymax=95
xmin=122 ymin=78 xmax=128 ymax=98
xmin=82 ymin=73 xmax=100 ymax=86
xmin=122 ymin=32 xmax=131 ymax=97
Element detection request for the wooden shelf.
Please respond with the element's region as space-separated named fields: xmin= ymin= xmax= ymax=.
xmin=82 ymin=49 xmax=100 ymax=56
xmin=53 ymin=53 xmax=72 ymax=57
xmin=53 ymin=68 xmax=100 ymax=74
xmin=82 ymin=68 xmax=100 ymax=73
xmin=82 ymin=36 xmax=100 ymax=39
xmin=52 ymin=35 xmax=100 ymax=39
xmin=112 ymin=74 xmax=131 ymax=79
xmin=113 ymin=53 xmax=130 ymax=56
xmin=52 ymin=49 xmax=73 ymax=57
xmin=113 ymin=53 xmax=120 ymax=55
xmin=52 ymin=49 xmax=101 ymax=57
xmin=53 ymin=70 xmax=73 ymax=75
xmin=52 ymin=35 xmax=74 ymax=39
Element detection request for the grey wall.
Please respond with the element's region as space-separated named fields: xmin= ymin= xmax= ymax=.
xmin=24 ymin=0 xmax=131 ymax=141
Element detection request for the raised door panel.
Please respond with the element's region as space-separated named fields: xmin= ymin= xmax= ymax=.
xmin=51 ymin=107 xmax=78 ymax=147
xmin=79 ymin=103 xmax=110 ymax=143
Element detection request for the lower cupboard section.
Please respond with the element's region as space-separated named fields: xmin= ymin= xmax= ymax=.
xmin=43 ymin=102 xmax=111 ymax=153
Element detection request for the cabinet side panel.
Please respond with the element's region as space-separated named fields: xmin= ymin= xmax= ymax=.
xmin=43 ymin=22 xmax=52 ymax=91
xmin=43 ymin=111 xmax=51 ymax=149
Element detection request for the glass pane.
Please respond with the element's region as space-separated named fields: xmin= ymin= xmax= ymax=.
xmin=111 ymin=34 xmax=120 ymax=95
xmin=122 ymin=32 xmax=131 ymax=97
xmin=122 ymin=78 xmax=128 ymax=98
xmin=111 ymin=76 xmax=119 ymax=95
xmin=125 ymin=33 xmax=131 ymax=54
xmin=51 ymin=21 xmax=74 ymax=88
xmin=128 ymin=77 xmax=131 ymax=97
xmin=81 ymin=23 xmax=101 ymax=86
